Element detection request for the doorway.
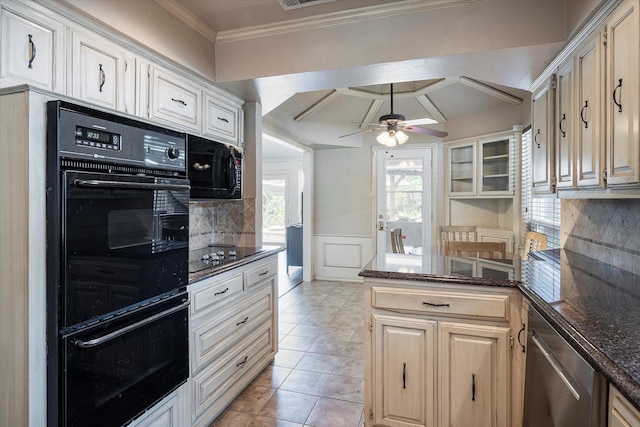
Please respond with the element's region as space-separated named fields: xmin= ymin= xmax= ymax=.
xmin=375 ymin=148 xmax=433 ymax=255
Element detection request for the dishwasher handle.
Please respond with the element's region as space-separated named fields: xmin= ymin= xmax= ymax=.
xmin=530 ymin=329 xmax=581 ymax=400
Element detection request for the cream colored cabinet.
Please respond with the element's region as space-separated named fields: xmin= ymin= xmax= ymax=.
xmin=129 ymin=385 xmax=188 ymax=427
xmin=148 ymin=65 xmax=202 ymax=131
xmin=555 ymin=59 xmax=575 ymax=189
xmin=70 ymin=30 xmax=134 ymax=112
xmin=189 ymin=255 xmax=278 ymax=427
xmin=364 ymin=280 xmax=524 ymax=427
xmin=372 ymin=315 xmax=436 ymax=427
xmin=531 ymin=75 xmax=556 ymax=194
xmin=0 ymin=1 xmax=64 ymax=91
xmin=439 ymin=322 xmax=510 ymax=427
xmin=609 ymin=385 xmax=640 ymax=427
xmin=574 ymin=30 xmax=604 ymax=188
xmin=447 ymin=141 xmax=476 ymax=196
xmin=203 ymin=91 xmax=244 ymax=146
xmin=605 ymin=0 xmax=640 ymax=186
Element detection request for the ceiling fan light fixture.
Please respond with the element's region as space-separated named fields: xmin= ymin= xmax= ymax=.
xmin=376 ymin=129 xmax=408 ymax=147
xmin=396 ymin=130 xmax=409 ymax=145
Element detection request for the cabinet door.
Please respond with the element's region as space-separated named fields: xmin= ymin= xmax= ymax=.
xmin=606 ymin=0 xmax=640 ymax=186
xmin=71 ymin=31 xmax=130 ymax=111
xmin=372 ymin=315 xmax=436 ymax=427
xmin=0 ymin=4 xmax=64 ymax=91
xmin=609 ymin=385 xmax=640 ymax=427
xmin=531 ymin=77 xmax=556 ymax=194
xmin=439 ymin=322 xmax=510 ymax=427
xmin=479 ymin=138 xmax=512 ymax=195
xmin=149 ymin=67 xmax=201 ymax=131
xmin=447 ymin=142 xmax=476 ymax=196
xmin=204 ymin=92 xmax=243 ymax=146
xmin=555 ymin=60 xmax=575 ymax=189
xmin=575 ymin=30 xmax=604 ymax=188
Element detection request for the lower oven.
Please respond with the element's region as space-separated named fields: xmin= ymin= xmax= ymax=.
xmin=62 ymin=292 xmax=189 ymax=427
xmin=46 ymin=101 xmax=190 ymax=426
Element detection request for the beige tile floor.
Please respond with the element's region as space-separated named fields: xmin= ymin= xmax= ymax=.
xmin=211 ymin=280 xmax=365 ymax=427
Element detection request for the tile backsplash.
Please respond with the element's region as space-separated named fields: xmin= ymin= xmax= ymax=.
xmin=189 ymin=198 xmax=256 ymax=250
xmin=562 ymin=199 xmax=640 ymax=274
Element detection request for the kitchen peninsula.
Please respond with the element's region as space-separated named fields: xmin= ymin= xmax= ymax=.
xmin=359 ymin=250 xmax=640 ymax=427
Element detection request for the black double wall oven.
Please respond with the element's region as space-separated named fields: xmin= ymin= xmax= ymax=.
xmin=46 ymin=101 xmax=190 ymax=427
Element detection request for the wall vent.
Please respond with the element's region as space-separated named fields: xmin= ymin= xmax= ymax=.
xmin=277 ymin=0 xmax=337 ymax=11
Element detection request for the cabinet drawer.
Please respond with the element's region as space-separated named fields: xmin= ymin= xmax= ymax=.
xmin=192 ymin=286 xmax=273 ymax=373
xmin=204 ymin=93 xmax=242 ymax=145
xmin=191 ymin=273 xmax=243 ymax=315
xmin=192 ymin=323 xmax=273 ymax=421
xmin=372 ymin=286 xmax=510 ymax=320
xmin=150 ymin=67 xmax=200 ymax=130
xmin=244 ymin=259 xmax=278 ymax=290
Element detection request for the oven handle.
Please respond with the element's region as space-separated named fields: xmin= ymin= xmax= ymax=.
xmin=74 ymin=179 xmax=190 ymax=191
xmin=73 ymin=300 xmax=190 ymax=349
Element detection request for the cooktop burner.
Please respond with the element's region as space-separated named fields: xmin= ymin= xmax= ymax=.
xmin=188 ymin=244 xmax=268 ymax=273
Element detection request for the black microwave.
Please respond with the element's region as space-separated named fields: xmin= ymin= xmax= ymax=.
xmin=187 ymin=135 xmax=242 ymax=199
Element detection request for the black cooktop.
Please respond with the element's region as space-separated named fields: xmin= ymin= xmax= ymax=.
xmin=188 ymin=245 xmax=268 ymax=273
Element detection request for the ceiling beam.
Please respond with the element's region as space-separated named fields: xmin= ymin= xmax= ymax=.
xmin=416 ymin=94 xmax=447 ymax=123
xmin=459 ymin=76 xmax=523 ymax=105
xmin=360 ymin=99 xmax=384 ymax=128
xmin=294 ymin=90 xmax=341 ymax=122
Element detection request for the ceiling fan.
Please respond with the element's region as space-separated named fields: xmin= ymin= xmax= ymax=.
xmin=339 ymin=83 xmax=448 ymax=146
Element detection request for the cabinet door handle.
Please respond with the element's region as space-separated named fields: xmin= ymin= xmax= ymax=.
xmin=580 ymin=100 xmax=589 ymax=129
xmin=558 ymin=113 xmax=566 ymax=138
xmin=402 ymin=362 xmax=406 ymax=389
xmin=517 ymin=323 xmax=526 ymax=353
xmin=472 ymin=373 xmax=476 ymax=401
xmin=98 ymin=64 xmax=106 ymax=92
xmin=28 ymin=34 xmax=36 ymax=68
xmin=236 ymin=316 xmax=249 ymax=326
xmin=258 ymin=270 xmax=269 ymax=277
xmin=171 ymin=98 xmax=187 ymax=107
xmin=613 ymin=78 xmax=623 ymax=113
xmin=217 ymin=116 xmax=229 ymax=123
xmin=534 ymin=129 xmax=541 ymax=148
xmin=214 ymin=287 xmax=229 ymax=296
xmin=422 ymin=301 xmax=450 ymax=308
xmin=236 ymin=355 xmax=248 ymax=367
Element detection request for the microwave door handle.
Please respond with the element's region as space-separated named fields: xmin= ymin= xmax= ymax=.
xmin=74 ymin=179 xmax=190 ymax=191
xmin=228 ymin=157 xmax=236 ymax=192
xmin=72 ymin=300 xmax=190 ymax=349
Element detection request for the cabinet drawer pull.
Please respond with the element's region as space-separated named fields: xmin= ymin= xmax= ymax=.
xmin=402 ymin=362 xmax=406 ymax=389
xmin=258 ymin=270 xmax=269 ymax=277
xmin=28 ymin=34 xmax=36 ymax=68
xmin=558 ymin=113 xmax=566 ymax=138
xmin=472 ymin=373 xmax=476 ymax=401
xmin=217 ymin=116 xmax=229 ymax=123
xmin=517 ymin=323 xmax=526 ymax=353
xmin=171 ymin=98 xmax=187 ymax=107
xmin=422 ymin=301 xmax=450 ymax=308
xmin=236 ymin=316 xmax=249 ymax=326
xmin=236 ymin=355 xmax=248 ymax=367
xmin=99 ymin=64 xmax=106 ymax=92
xmin=534 ymin=129 xmax=541 ymax=148
xmin=613 ymin=78 xmax=623 ymax=113
xmin=214 ymin=287 xmax=229 ymax=296
xmin=580 ymin=100 xmax=589 ymax=129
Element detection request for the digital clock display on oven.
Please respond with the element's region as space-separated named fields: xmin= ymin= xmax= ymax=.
xmin=75 ymin=126 xmax=121 ymax=150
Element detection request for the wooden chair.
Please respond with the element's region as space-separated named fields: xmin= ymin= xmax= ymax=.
xmin=390 ymin=228 xmax=405 ymax=254
xmin=440 ymin=225 xmax=477 ymax=243
xmin=445 ymin=241 xmax=506 ymax=259
xmin=522 ymin=231 xmax=547 ymax=259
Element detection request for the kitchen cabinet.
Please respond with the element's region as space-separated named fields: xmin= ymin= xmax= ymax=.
xmin=148 ymin=65 xmax=201 ymax=132
xmin=70 ymin=30 xmax=134 ymax=113
xmin=364 ymin=279 xmax=524 ymax=427
xmin=555 ymin=59 xmax=575 ymax=189
xmin=479 ymin=137 xmax=512 ymax=195
xmin=447 ymin=141 xmax=476 ymax=196
xmin=0 ymin=1 xmax=64 ymax=91
xmin=203 ymin=90 xmax=244 ymax=146
xmin=609 ymin=385 xmax=640 ymax=427
xmin=189 ymin=255 xmax=278 ymax=427
xmin=129 ymin=385 xmax=188 ymax=427
xmin=605 ymin=0 xmax=640 ymax=186
xmin=531 ymin=75 xmax=556 ymax=194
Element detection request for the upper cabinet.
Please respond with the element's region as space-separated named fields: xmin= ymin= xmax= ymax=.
xmin=148 ymin=66 xmax=201 ymax=132
xmin=0 ymin=1 xmax=64 ymax=91
xmin=204 ymin=91 xmax=244 ymax=146
xmin=531 ymin=76 xmax=556 ymax=195
xmin=555 ymin=59 xmax=575 ymax=189
xmin=447 ymin=141 xmax=476 ymax=196
xmin=70 ymin=31 xmax=134 ymax=113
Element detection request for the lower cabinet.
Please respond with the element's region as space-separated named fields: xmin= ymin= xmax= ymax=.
xmin=609 ymin=385 xmax=640 ymax=427
xmin=365 ymin=279 xmax=524 ymax=427
xmin=129 ymin=384 xmax=189 ymax=427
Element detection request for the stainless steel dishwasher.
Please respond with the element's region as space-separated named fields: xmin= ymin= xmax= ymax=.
xmin=523 ymin=307 xmax=606 ymax=427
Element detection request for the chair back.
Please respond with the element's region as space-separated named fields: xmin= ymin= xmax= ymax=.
xmin=523 ymin=231 xmax=547 ymax=259
xmin=440 ymin=225 xmax=477 ymax=244
xmin=445 ymin=241 xmax=506 ymax=259
xmin=390 ymin=228 xmax=405 ymax=254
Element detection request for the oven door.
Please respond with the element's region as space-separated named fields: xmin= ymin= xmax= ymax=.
xmin=61 ymin=292 xmax=189 ymax=427
xmin=63 ymin=171 xmax=190 ymax=328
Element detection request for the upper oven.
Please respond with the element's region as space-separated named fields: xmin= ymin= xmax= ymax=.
xmin=46 ymin=101 xmax=190 ymax=427
xmin=187 ymin=134 xmax=242 ymax=199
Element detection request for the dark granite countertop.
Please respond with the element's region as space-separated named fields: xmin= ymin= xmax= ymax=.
xmin=188 ymin=245 xmax=284 ymax=283
xmin=359 ymin=249 xmax=640 ymax=411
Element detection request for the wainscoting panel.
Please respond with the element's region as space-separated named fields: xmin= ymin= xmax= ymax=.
xmin=314 ymin=235 xmax=374 ymax=282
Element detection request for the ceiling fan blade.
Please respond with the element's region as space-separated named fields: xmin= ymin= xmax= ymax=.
xmin=338 ymin=128 xmax=376 ymax=138
xmin=403 ymin=117 xmax=438 ymax=126
xmin=404 ymin=126 xmax=448 ymax=138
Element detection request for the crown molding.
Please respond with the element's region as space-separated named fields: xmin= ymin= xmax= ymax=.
xmin=216 ymin=0 xmax=486 ymax=44
xmin=155 ymin=0 xmax=217 ymax=42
